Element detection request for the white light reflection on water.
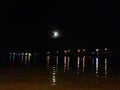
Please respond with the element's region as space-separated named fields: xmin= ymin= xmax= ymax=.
xmin=3 ymin=50 xmax=119 ymax=90
xmin=56 ymin=56 xmax=59 ymax=65
xmin=64 ymin=56 xmax=70 ymax=72
xmin=105 ymin=58 xmax=107 ymax=78
xmin=21 ymin=53 xmax=24 ymax=63
xmin=28 ymin=53 xmax=31 ymax=64
xmin=67 ymin=56 xmax=70 ymax=71
xmin=23 ymin=53 xmax=31 ymax=64
xmin=9 ymin=52 xmax=31 ymax=64
xmin=9 ymin=52 xmax=15 ymax=64
xmin=7 ymin=51 xmax=112 ymax=87
xmin=51 ymin=66 xmax=56 ymax=85
xmin=96 ymin=57 xmax=99 ymax=74
xmin=82 ymin=56 xmax=85 ymax=72
xmin=95 ymin=57 xmax=99 ymax=79
xmin=77 ymin=57 xmax=80 ymax=74
xmin=64 ymin=56 xmax=67 ymax=72
xmin=25 ymin=53 xmax=28 ymax=64
xmin=8 ymin=52 xmax=109 ymax=79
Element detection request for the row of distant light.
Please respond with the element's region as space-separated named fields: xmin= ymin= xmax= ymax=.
xmin=96 ymin=48 xmax=108 ymax=52
xmin=9 ymin=48 xmax=108 ymax=55
xmin=9 ymin=52 xmax=32 ymax=56
xmin=46 ymin=49 xmax=81 ymax=54
xmin=46 ymin=48 xmax=108 ymax=54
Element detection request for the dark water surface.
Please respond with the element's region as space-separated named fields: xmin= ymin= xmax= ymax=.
xmin=0 ymin=50 xmax=120 ymax=90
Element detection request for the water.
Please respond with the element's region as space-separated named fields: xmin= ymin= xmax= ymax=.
xmin=0 ymin=50 xmax=120 ymax=90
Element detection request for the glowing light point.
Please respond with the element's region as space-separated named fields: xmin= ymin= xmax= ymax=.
xmin=105 ymin=48 xmax=107 ymax=51
xmin=52 ymin=31 xmax=60 ymax=38
xmin=83 ymin=49 xmax=85 ymax=52
xmin=77 ymin=49 xmax=80 ymax=53
xmin=29 ymin=53 xmax=31 ymax=56
xmin=54 ymin=32 xmax=58 ymax=36
xmin=96 ymin=48 xmax=99 ymax=52
xmin=68 ymin=50 xmax=70 ymax=52
xmin=46 ymin=51 xmax=50 ymax=55
xmin=64 ymin=50 xmax=67 ymax=53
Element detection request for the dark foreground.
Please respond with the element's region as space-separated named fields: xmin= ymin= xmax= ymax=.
xmin=0 ymin=66 xmax=120 ymax=90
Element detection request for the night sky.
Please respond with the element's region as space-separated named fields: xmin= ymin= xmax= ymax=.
xmin=1 ymin=0 xmax=119 ymax=48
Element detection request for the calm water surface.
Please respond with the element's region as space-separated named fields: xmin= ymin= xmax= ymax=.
xmin=0 ymin=51 xmax=120 ymax=90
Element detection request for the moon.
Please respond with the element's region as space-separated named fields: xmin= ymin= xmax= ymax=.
xmin=52 ymin=31 xmax=60 ymax=38
xmin=53 ymin=31 xmax=58 ymax=37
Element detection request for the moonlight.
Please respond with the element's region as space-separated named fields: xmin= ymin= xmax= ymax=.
xmin=51 ymin=31 xmax=60 ymax=38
